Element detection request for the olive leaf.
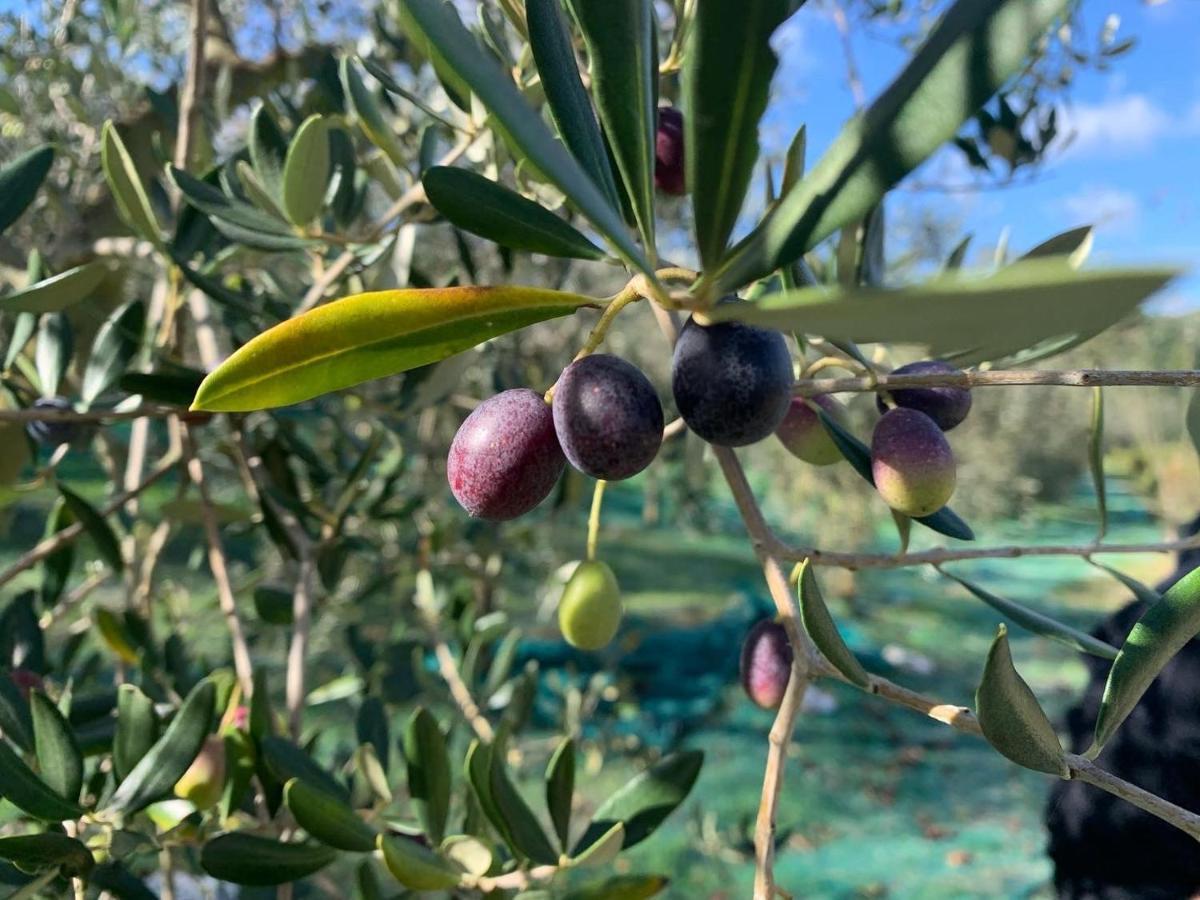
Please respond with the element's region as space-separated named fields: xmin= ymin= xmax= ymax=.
xmin=378 ymin=833 xmax=462 ymax=891
xmin=423 ymin=167 xmax=606 ymax=261
xmin=0 ymin=833 xmax=93 ymax=879
xmin=1 ymin=262 xmax=109 ymax=314
xmin=200 ymin=833 xmax=337 ymax=886
xmin=282 ymin=114 xmax=332 ymax=227
xmin=939 ymin=569 xmax=1117 ymax=659
xmin=35 ymin=313 xmax=72 ymax=398
xmin=1089 ymin=560 xmax=1161 ymax=607
xmin=0 ymin=739 xmax=85 ymax=821
xmin=113 ymin=684 xmax=158 ymax=782
xmin=403 ymin=707 xmax=451 ymax=844
xmin=1091 ymin=566 xmax=1200 ymax=756
xmin=976 ymin=625 xmax=1069 ymax=777
xmin=340 ymin=59 xmax=407 ymax=166
xmin=249 ymin=102 xmax=289 ymax=197
xmin=488 ymin=746 xmax=559 ymax=865
xmin=684 ymin=0 xmax=793 ymax=268
xmin=0 ymin=145 xmax=54 ymax=235
xmin=1019 ymin=224 xmax=1093 ymax=268
xmin=796 ymin=559 xmax=870 ymax=688
xmin=545 ymin=736 xmax=575 ymax=851
xmin=191 ymin=285 xmax=595 ymax=412
xmin=29 ymin=690 xmax=83 ymax=803
xmin=82 ymin=300 xmax=145 ymax=407
xmin=1088 ymin=386 xmax=1107 ymax=539
xmin=261 ymin=735 xmax=349 ymax=802
xmin=58 ymin=484 xmax=124 ymax=573
xmin=283 ymin=778 xmax=377 ymax=853
xmin=101 ymin=121 xmax=162 ymax=245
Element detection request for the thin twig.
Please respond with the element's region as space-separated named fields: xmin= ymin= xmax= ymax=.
xmin=753 ymin=667 xmax=807 ymax=900
xmin=183 ymin=426 xmax=254 ymax=699
xmin=431 ymin=639 xmax=494 ymax=743
xmin=287 ymin=557 xmax=316 ymax=738
xmin=174 ymin=0 xmax=209 ymax=172
xmin=793 ymin=368 xmax=1200 ymax=397
xmin=0 ymin=405 xmax=182 ymax=423
xmin=0 ymin=453 xmax=180 ymax=590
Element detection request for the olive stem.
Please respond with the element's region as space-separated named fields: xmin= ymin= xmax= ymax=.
xmin=793 ymin=368 xmax=1200 ymax=397
xmin=586 ymin=480 xmax=607 ymax=562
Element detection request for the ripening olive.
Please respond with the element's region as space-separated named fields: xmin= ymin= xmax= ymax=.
xmin=871 ymin=407 xmax=957 ymax=517
xmin=740 ymin=619 xmax=793 ymax=709
xmin=654 ymin=106 xmax=686 ymax=196
xmin=776 ymin=395 xmax=845 ymax=466
xmin=875 ymin=360 xmax=972 ymax=431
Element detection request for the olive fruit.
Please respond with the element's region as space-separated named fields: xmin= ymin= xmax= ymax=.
xmin=26 ymin=397 xmax=81 ymax=448
xmin=672 ymin=316 xmax=793 ymax=447
xmin=558 ymin=560 xmax=622 ymax=651
xmin=776 ymin=395 xmax=844 ymax=466
xmin=740 ymin=620 xmax=793 ymax=709
xmin=553 ymin=354 xmax=663 ymax=481
xmin=871 ymin=407 xmax=956 ymax=516
xmin=654 ymin=106 xmax=686 ymax=195
xmin=447 ymin=389 xmax=566 ymax=521
xmin=876 ymin=360 xmax=971 ymax=431
xmin=174 ymin=734 xmax=227 ymax=809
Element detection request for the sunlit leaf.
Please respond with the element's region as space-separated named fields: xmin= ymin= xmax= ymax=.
xmin=101 ymin=122 xmax=162 ymax=245
xmin=1019 ymin=225 xmax=1093 ymax=268
xmin=282 ymin=115 xmax=332 ymax=226
xmin=192 ymin=285 xmax=594 ymax=412
xmin=976 ymin=625 xmax=1068 ymax=776
xmin=284 ymin=778 xmax=377 ymax=853
xmin=82 ymin=300 xmax=145 ymax=406
xmin=1 ymin=262 xmax=109 ymax=314
xmin=378 ymin=833 xmax=462 ymax=891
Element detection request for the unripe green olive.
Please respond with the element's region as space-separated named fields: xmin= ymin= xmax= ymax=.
xmin=174 ymin=734 xmax=227 ymax=809
xmin=558 ymin=560 xmax=622 ymax=651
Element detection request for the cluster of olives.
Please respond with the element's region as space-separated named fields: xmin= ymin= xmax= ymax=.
xmin=776 ymin=359 xmax=970 ymax=518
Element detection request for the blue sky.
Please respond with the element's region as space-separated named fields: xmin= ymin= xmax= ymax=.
xmin=763 ymin=1 xmax=1200 ymax=311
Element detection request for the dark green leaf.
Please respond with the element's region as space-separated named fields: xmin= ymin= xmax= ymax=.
xmin=191 ymin=285 xmax=594 ymax=412
xmin=815 ymin=408 xmax=974 ymax=541
xmin=39 ymin=500 xmax=75 ymax=610
xmin=377 ymin=833 xmax=462 ymax=891
xmin=403 ymin=707 xmax=451 ymax=843
xmin=3 ymin=263 xmax=107 ymax=315
xmin=709 ymin=0 xmax=1072 ymax=292
xmin=940 ymin=569 xmax=1117 ymax=659
xmin=355 ymin=700 xmax=388 ymax=775
xmin=119 ymin=368 xmax=205 ymax=407
xmin=976 ymin=625 xmax=1068 ymax=777
xmin=340 ymin=59 xmax=405 ymax=166
xmin=0 ymin=674 xmax=34 ymax=753
xmin=1091 ymin=566 xmax=1200 ymax=755
xmin=423 ymin=167 xmax=605 ymax=261
xmin=796 ymin=560 xmax=870 ymax=688
xmin=0 ymin=833 xmax=92 ymax=878
xmin=101 ymin=122 xmax=162 ymax=245
xmin=574 ymin=750 xmax=702 ymax=853
xmin=1089 ymin=561 xmax=1161 ymax=606
xmin=57 ymin=484 xmax=123 ymax=573
xmin=168 ymin=166 xmax=314 ymax=250
xmin=82 ymin=300 xmax=145 ymax=406
xmin=1019 ymin=225 xmax=1093 ymax=267
xmin=282 ymin=115 xmax=332 ymax=226
xmin=1089 ymin=386 xmax=1107 ymax=539
xmin=399 ymin=0 xmax=652 ymax=275
xmin=0 ymin=146 xmax=54 ymax=235
xmin=465 ymin=739 xmax=505 ymax=837
xmin=90 ymin=861 xmax=158 ymax=900
xmin=0 ymin=739 xmax=84 ymax=821
xmin=113 ymin=684 xmax=158 ymax=782
xmin=684 ymin=0 xmax=792 ymax=268
xmin=526 ymin=0 xmax=622 ymax=211
xmin=253 ymin=585 xmax=294 ymax=626
xmin=566 ymin=0 xmax=657 ymax=254
xmin=107 ymin=679 xmax=215 ymax=813
xmin=200 ymin=833 xmax=337 ymax=886
xmin=261 ymin=735 xmax=349 ymax=802
xmin=487 ymin=746 xmax=558 ymax=864
xmin=29 ymin=690 xmax=83 ymax=803
xmin=284 ymin=778 xmax=377 ymax=852
xmin=545 ymin=736 xmax=574 ymax=852
xmin=711 ymin=261 xmax=1177 ymax=366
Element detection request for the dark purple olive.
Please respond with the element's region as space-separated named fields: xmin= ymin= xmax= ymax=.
xmin=876 ymin=360 xmax=971 ymax=431
xmin=25 ymin=397 xmax=82 ymax=448
xmin=740 ymin=619 xmax=793 ymax=709
xmin=447 ymin=389 xmax=566 ymax=520
xmin=776 ymin=394 xmax=844 ymax=466
xmin=654 ymin=106 xmax=686 ymax=196
xmin=552 ymin=354 xmax=663 ymax=481
xmin=672 ymin=315 xmax=793 ymax=447
xmin=871 ymin=407 xmax=956 ymax=517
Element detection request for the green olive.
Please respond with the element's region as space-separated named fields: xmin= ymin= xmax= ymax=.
xmin=558 ymin=560 xmax=622 ymax=651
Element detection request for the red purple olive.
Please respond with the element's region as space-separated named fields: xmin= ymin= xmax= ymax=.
xmin=654 ymin=106 xmax=686 ymax=196
xmin=552 ymin=354 xmax=663 ymax=481
xmin=740 ymin=620 xmax=793 ymax=709
xmin=776 ymin=395 xmax=844 ymax=466
xmin=871 ymin=407 xmax=957 ymax=516
xmin=447 ymin=389 xmax=566 ymax=520
xmin=672 ymin=315 xmax=793 ymax=447
xmin=876 ymin=360 xmax=971 ymax=431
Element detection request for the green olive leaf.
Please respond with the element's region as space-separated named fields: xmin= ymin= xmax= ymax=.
xmin=113 ymin=684 xmax=159 ymax=782
xmin=283 ymin=778 xmax=377 ymax=853
xmin=377 ymin=833 xmax=462 ymax=891
xmin=940 ymin=569 xmax=1117 ymax=660
xmin=565 ymin=0 xmax=657 ymax=255
xmin=0 ymin=739 xmax=85 ymax=821
xmin=282 ymin=114 xmax=332 ymax=227
xmin=709 ymin=0 xmax=1071 ymax=292
xmin=191 ymin=285 xmax=595 ymax=412
xmin=200 ymin=833 xmax=337 ymax=886
xmin=1091 ymin=566 xmax=1200 ymax=756
xmin=796 ymin=559 xmax=870 ymax=688
xmin=423 ymin=167 xmax=606 ymax=261
xmin=57 ymin=484 xmax=124 ymax=573
xmin=683 ymin=0 xmax=793 ymax=269
xmin=29 ymin=690 xmax=83 ymax=804
xmin=545 ymin=736 xmax=575 ymax=852
xmin=569 ymin=821 xmax=623 ymax=869
xmin=0 ymin=145 xmax=54 ymax=236
xmin=101 ymin=121 xmax=162 ymax=246
xmin=82 ymin=299 xmax=146 ymax=407
xmin=976 ymin=625 xmax=1069 ymax=777
xmin=1088 ymin=386 xmax=1107 ymax=539
xmin=526 ymin=0 xmax=622 ymax=211
xmin=2 ymin=262 xmax=110 ymax=314
xmin=399 ymin=0 xmax=653 ymax=276
xmin=35 ymin=313 xmax=72 ymax=398
xmin=488 ymin=746 xmax=559 ymax=865
xmin=0 ymin=833 xmax=93 ymax=879
xmin=340 ymin=58 xmax=406 ymax=166
xmin=404 ymin=707 xmax=451 ymax=844
xmin=1019 ymin=225 xmax=1093 ymax=268
xmin=249 ymin=102 xmax=289 ymax=198
xmin=261 ymin=735 xmax=349 ymax=802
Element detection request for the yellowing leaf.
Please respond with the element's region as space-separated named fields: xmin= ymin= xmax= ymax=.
xmin=192 ymin=286 xmax=594 ymax=412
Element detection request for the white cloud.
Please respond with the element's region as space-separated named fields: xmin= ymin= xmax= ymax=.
xmin=1057 ymin=184 xmax=1142 ymax=234
xmin=1058 ymin=93 xmax=1173 ymax=157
